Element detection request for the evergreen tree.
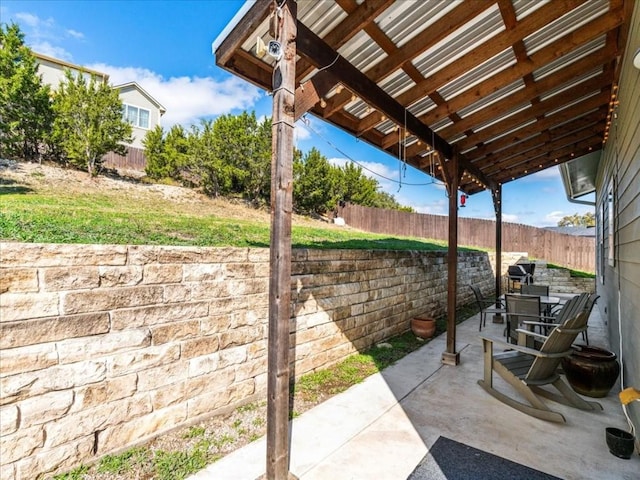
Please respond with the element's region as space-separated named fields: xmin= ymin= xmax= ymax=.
xmin=0 ymin=23 xmax=53 ymax=160
xmin=293 ymin=147 xmax=340 ymax=215
xmin=142 ymin=125 xmax=166 ymax=179
xmin=191 ymin=119 xmax=234 ymax=196
xmin=51 ymin=69 xmax=132 ymax=176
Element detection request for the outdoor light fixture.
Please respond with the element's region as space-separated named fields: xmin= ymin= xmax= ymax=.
xmin=255 ymin=37 xmax=267 ymax=58
xmin=254 ymin=36 xmax=283 ymax=61
xmin=268 ymin=40 xmax=283 ymax=61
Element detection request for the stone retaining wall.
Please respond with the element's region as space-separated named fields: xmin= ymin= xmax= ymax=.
xmin=0 ymin=243 xmax=496 ymax=479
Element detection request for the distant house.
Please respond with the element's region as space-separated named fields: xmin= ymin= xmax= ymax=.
xmin=545 ymin=226 xmax=596 ymax=237
xmin=34 ymin=52 xmax=166 ymax=166
xmin=114 ymin=82 xmax=166 ymax=149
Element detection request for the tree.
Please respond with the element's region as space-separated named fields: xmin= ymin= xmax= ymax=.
xmin=293 ymin=147 xmax=341 ymax=215
xmin=557 ymin=212 xmax=595 ymax=227
xmin=51 ymin=69 xmax=132 ymax=176
xmin=210 ymin=111 xmax=271 ymax=203
xmin=0 ymin=23 xmax=53 ymax=160
xmin=190 ymin=119 xmax=234 ymax=196
xmin=143 ymin=125 xmax=166 ymax=179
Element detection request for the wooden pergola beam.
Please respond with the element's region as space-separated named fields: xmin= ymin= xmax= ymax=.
xmin=215 ymin=1 xmax=273 ymax=67
xmin=296 ymin=21 xmax=454 ymax=160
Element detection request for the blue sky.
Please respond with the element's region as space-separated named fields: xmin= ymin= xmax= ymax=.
xmin=2 ymin=0 xmax=595 ymax=227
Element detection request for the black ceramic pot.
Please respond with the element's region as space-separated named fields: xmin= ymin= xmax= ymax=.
xmin=561 ymin=345 xmax=620 ymax=398
xmin=605 ymin=427 xmax=635 ymax=459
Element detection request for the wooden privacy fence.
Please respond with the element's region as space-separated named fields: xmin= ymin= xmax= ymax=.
xmin=103 ymin=147 xmax=147 ymax=171
xmin=337 ymin=203 xmax=595 ymax=273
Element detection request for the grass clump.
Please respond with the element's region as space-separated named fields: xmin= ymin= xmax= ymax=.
xmin=546 ymin=262 xmax=595 ymax=278
xmin=97 ymin=447 xmax=150 ymax=474
xmin=52 ymin=465 xmax=89 ymax=480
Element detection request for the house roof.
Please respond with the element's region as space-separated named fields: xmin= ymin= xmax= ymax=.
xmin=545 ymin=226 xmax=596 ymax=237
xmin=34 ymin=52 xmax=110 ymax=82
xmin=113 ymin=82 xmax=167 ymax=115
xmin=212 ymin=0 xmax=634 ymax=196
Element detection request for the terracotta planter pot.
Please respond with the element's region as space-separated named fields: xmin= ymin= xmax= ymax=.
xmin=411 ymin=316 xmax=436 ymax=339
xmin=561 ymin=345 xmax=620 ymax=398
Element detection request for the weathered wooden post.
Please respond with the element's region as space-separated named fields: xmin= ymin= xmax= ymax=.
xmin=442 ymin=151 xmax=460 ymax=365
xmin=265 ymin=1 xmax=297 ymax=479
xmin=493 ymin=184 xmax=503 ymax=321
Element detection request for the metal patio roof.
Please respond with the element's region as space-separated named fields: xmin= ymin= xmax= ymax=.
xmin=213 ymin=0 xmax=633 ymax=196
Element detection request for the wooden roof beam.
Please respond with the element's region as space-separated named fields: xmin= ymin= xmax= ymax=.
xmin=416 ymin=6 xmax=624 ymax=128
xmin=297 ymin=22 xmax=496 ymax=190
xmin=496 ymin=138 xmax=603 ymax=184
xmin=394 ymin=0 xmax=585 ymax=110
xmin=296 ymin=0 xmax=394 ymax=81
xmin=455 ymin=89 xmax=610 ymax=152
xmin=296 ymin=21 xmax=453 ymax=159
xmin=437 ymin=62 xmax=613 ymax=141
xmin=469 ymin=113 xmax=605 ymax=167
xmin=483 ymin=122 xmax=605 ymax=176
xmin=464 ymin=106 xmax=607 ymax=162
xmin=215 ymin=1 xmax=273 ymax=67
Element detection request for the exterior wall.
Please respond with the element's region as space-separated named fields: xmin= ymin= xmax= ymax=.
xmin=117 ymin=85 xmax=162 ymax=149
xmin=595 ymin=0 xmax=640 ymax=448
xmin=36 ymin=56 xmax=108 ymax=89
xmin=0 ymin=243 xmax=495 ymax=479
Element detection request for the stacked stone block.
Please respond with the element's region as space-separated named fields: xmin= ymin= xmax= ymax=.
xmin=0 ymin=243 xmax=495 ymax=478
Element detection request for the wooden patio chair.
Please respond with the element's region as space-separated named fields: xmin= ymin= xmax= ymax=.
xmin=521 ymin=293 xmax=590 ymax=343
xmin=478 ymin=301 xmax=602 ymax=423
xmin=469 ymin=284 xmax=505 ymax=331
xmin=580 ymin=294 xmax=599 ymax=345
xmin=521 ymin=284 xmax=549 ymax=296
xmin=504 ymin=294 xmax=541 ymax=343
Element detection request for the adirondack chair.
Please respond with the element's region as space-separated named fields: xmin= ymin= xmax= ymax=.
xmin=478 ymin=295 xmax=602 ymax=423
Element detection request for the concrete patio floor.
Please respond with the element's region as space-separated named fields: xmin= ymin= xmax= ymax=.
xmin=190 ymin=301 xmax=639 ymax=480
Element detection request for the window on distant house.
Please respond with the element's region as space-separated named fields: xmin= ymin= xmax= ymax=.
xmin=123 ymin=104 xmax=150 ymax=129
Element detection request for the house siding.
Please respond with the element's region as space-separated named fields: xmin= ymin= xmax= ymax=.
xmin=36 ymin=56 xmax=108 ymax=89
xmin=118 ymin=86 xmax=161 ymax=150
xmin=596 ymin=0 xmax=640 ymax=443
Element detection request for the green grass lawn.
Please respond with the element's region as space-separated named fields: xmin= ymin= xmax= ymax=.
xmin=0 ymin=175 xmax=454 ymax=250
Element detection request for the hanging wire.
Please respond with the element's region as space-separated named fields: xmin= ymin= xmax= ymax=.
xmin=315 ymin=54 xmax=340 ymax=74
xmin=300 ymin=115 xmax=444 ymax=187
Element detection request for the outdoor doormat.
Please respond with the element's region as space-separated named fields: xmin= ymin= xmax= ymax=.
xmin=407 ymin=436 xmax=562 ymax=480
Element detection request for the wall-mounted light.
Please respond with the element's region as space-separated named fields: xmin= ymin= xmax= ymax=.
xmin=633 ymin=47 xmax=640 ymax=69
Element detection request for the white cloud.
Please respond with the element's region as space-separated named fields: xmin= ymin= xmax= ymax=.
xmin=14 ymin=12 xmax=52 ymax=28
xmin=294 ymin=121 xmax=311 ymax=142
xmin=545 ymin=210 xmax=566 ymax=225
xmin=502 ymin=213 xmax=520 ymax=223
xmin=411 ymin=198 xmax=447 ymax=215
xmin=11 ymin=12 xmax=74 ymax=60
xmin=66 ymin=29 xmax=84 ymax=39
xmin=528 ymin=165 xmax=560 ymax=180
xmin=88 ymin=64 xmax=262 ymax=127
xmin=31 ymin=41 xmax=73 ymax=61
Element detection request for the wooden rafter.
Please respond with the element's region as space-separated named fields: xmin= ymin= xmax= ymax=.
xmin=215 ymin=0 xmax=633 ymax=194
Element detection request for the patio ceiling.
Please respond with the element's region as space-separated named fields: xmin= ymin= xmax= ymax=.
xmin=214 ymin=0 xmax=633 ymax=196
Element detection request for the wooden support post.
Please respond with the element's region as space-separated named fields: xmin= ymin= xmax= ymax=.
xmin=493 ymin=185 xmax=504 ymax=323
xmin=265 ymin=1 xmax=298 ymax=479
xmin=442 ymin=152 xmax=460 ymax=366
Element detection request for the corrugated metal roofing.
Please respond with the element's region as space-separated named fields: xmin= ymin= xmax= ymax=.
xmin=214 ymin=0 xmax=633 ymax=195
